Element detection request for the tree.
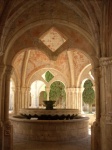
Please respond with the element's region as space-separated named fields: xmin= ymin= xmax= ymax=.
xmin=82 ymin=79 xmax=95 ymax=113
xmin=49 ymin=81 xmax=66 ymax=102
xmin=44 ymin=71 xmax=66 ymax=107
xmin=45 ymin=71 xmax=54 ymax=82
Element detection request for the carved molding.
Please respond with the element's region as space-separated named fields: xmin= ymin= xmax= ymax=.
xmin=4 ymin=121 xmax=12 ymax=136
xmin=100 ymin=57 xmax=112 ymax=66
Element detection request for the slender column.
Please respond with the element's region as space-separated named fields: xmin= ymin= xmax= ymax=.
xmin=91 ymin=66 xmax=101 ymax=150
xmin=15 ymin=87 xmax=20 ymax=114
xmin=3 ymin=66 xmax=13 ymax=122
xmin=79 ymin=88 xmax=83 ymax=112
xmin=31 ymin=92 xmax=35 ymax=108
xmin=25 ymin=88 xmax=29 ymax=108
xmin=66 ymin=88 xmax=71 ymax=108
xmin=0 ymin=65 xmax=5 ymax=149
xmin=10 ymin=87 xmax=15 ymax=113
xmin=65 ymin=88 xmax=68 ymax=108
xmin=76 ymin=88 xmax=82 ymax=112
xmin=20 ymin=87 xmax=25 ymax=108
xmin=26 ymin=88 xmax=31 ymax=108
xmin=66 ymin=88 xmax=81 ymax=109
xmin=72 ymin=90 xmax=75 ymax=108
xmin=2 ymin=65 xmax=13 ymax=150
xmin=93 ymin=68 xmax=101 ymax=122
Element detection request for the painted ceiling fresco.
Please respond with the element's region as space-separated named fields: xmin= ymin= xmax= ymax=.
xmin=13 ymin=52 xmax=25 ymax=77
xmin=26 ymin=50 xmax=49 ymax=76
xmin=40 ymin=27 xmax=66 ymax=52
xmin=73 ymin=50 xmax=90 ymax=79
xmin=13 ymin=48 xmax=90 ymax=86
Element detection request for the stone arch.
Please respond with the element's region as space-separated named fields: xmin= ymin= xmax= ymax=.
xmin=77 ymin=64 xmax=92 ymax=87
xmin=27 ymin=67 xmax=69 ymax=88
xmin=0 ymin=18 xmax=100 ymax=150
xmin=1 ymin=19 xmax=98 ymax=66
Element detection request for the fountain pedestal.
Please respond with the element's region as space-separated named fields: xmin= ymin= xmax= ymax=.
xmin=43 ymin=100 xmax=56 ymax=110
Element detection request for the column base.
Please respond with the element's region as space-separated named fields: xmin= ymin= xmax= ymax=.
xmin=91 ymin=121 xmax=101 ymax=150
xmin=3 ymin=121 xmax=13 ymax=150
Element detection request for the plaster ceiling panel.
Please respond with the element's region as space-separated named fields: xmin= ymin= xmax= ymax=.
xmin=73 ymin=50 xmax=90 ymax=79
xmin=40 ymin=27 xmax=66 ymax=52
xmin=26 ymin=50 xmax=50 ymax=76
xmin=55 ymin=51 xmax=70 ymax=79
xmin=13 ymin=52 xmax=25 ymax=77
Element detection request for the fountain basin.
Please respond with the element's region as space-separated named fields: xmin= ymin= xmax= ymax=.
xmin=19 ymin=108 xmax=79 ymax=116
xmin=10 ymin=116 xmax=89 ymax=142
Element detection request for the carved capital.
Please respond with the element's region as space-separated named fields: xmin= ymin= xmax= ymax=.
xmin=5 ymin=65 xmax=13 ymax=75
xmin=105 ymin=114 xmax=112 ymax=124
xmin=100 ymin=57 xmax=112 ymax=66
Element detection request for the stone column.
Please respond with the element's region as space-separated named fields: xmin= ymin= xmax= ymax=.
xmin=66 ymin=88 xmax=81 ymax=109
xmin=71 ymin=89 xmax=75 ymax=108
xmin=20 ymin=87 xmax=30 ymax=108
xmin=91 ymin=65 xmax=101 ymax=150
xmin=3 ymin=66 xmax=13 ymax=122
xmin=76 ymin=88 xmax=82 ymax=112
xmin=99 ymin=57 xmax=112 ymax=150
xmin=24 ymin=87 xmax=30 ymax=108
xmin=26 ymin=87 xmax=31 ymax=108
xmin=14 ymin=86 xmax=20 ymax=114
xmin=11 ymin=87 xmax=15 ymax=113
xmin=0 ymin=65 xmax=5 ymax=149
xmin=66 ymin=88 xmax=71 ymax=108
xmin=21 ymin=87 xmax=26 ymax=108
xmin=2 ymin=65 xmax=13 ymax=150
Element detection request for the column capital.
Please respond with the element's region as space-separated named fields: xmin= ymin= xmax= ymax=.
xmin=100 ymin=57 xmax=112 ymax=66
xmin=5 ymin=65 xmax=14 ymax=74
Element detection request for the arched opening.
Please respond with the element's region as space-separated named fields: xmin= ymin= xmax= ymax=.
xmin=30 ymin=80 xmax=45 ymax=108
xmin=2 ymin=22 xmax=99 ymax=150
xmin=9 ymin=78 xmax=15 ymax=114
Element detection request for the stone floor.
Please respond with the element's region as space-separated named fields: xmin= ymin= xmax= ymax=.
xmin=13 ymin=135 xmax=91 ymax=150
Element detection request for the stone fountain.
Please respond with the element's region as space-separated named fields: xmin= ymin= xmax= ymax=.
xmin=10 ymin=100 xmax=89 ymax=142
xmin=43 ymin=100 xmax=56 ymax=110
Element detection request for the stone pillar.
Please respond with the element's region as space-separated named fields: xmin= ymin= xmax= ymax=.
xmin=72 ymin=89 xmax=75 ymax=108
xmin=0 ymin=65 xmax=5 ymax=149
xmin=91 ymin=57 xmax=112 ymax=150
xmin=14 ymin=87 xmax=20 ymax=114
xmin=66 ymin=88 xmax=71 ymax=108
xmin=91 ymin=65 xmax=101 ymax=150
xmin=76 ymin=88 xmax=82 ymax=112
xmin=11 ymin=87 xmax=15 ymax=113
xmin=20 ymin=87 xmax=30 ymax=108
xmin=24 ymin=87 xmax=30 ymax=108
xmin=26 ymin=87 xmax=31 ymax=108
xmin=2 ymin=65 xmax=13 ymax=150
xmin=66 ymin=88 xmax=81 ymax=109
xmin=99 ymin=57 xmax=112 ymax=150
